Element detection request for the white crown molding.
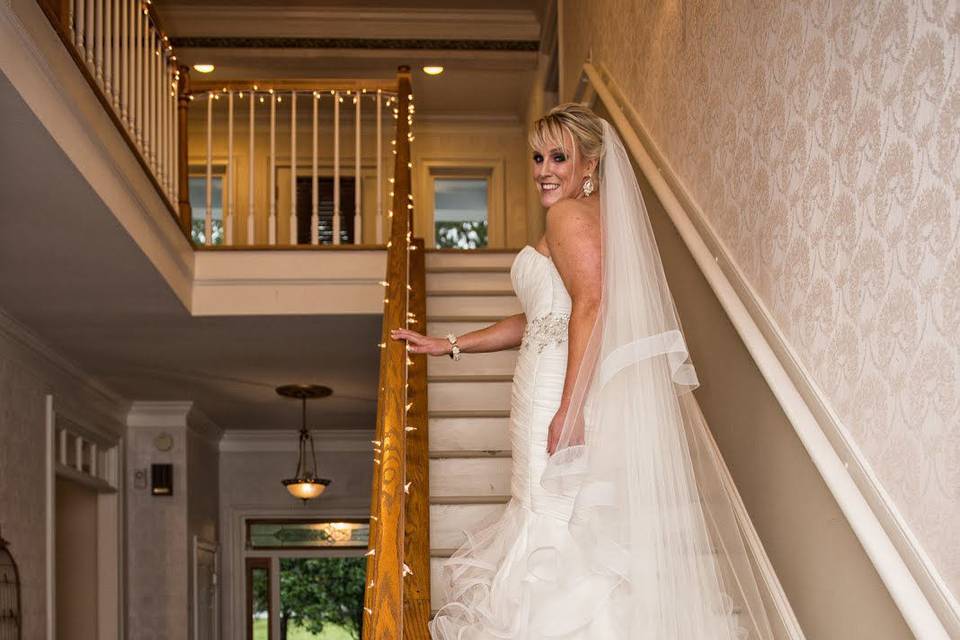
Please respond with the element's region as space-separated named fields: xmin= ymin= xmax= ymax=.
xmin=159 ymin=6 xmax=540 ymax=41
xmin=582 ymin=62 xmax=958 ymax=637
xmin=219 ymin=429 xmax=375 ymax=453
xmin=127 ymin=401 xmax=223 ymax=446
xmin=0 ymin=306 xmax=125 ymax=406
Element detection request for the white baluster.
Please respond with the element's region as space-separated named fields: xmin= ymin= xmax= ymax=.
xmin=289 ymin=90 xmax=297 ymax=245
xmin=74 ymin=435 xmax=83 ymax=472
xmin=91 ymin=443 xmax=98 ymax=479
xmin=96 ymin=0 xmax=103 ymax=83
xmin=69 ymin=0 xmax=76 ymax=46
xmin=122 ymin=0 xmax=129 ymax=123
xmin=173 ymin=66 xmax=179 ymax=205
xmin=76 ymin=0 xmax=85 ymax=52
xmin=248 ymin=89 xmax=255 ymax=245
xmin=269 ymin=91 xmax=276 ymax=245
xmin=354 ymin=91 xmax=361 ymax=244
xmin=148 ymin=29 xmax=156 ymax=170
xmin=59 ymin=429 xmax=67 ymax=467
xmin=85 ymin=0 xmax=94 ymax=67
xmin=333 ymin=91 xmax=340 ymax=245
xmin=102 ymin=0 xmax=110 ymax=92
xmin=226 ymin=90 xmax=234 ymax=245
xmin=112 ymin=0 xmax=119 ymax=106
xmin=376 ymin=89 xmax=382 ymax=243
xmin=205 ymin=91 xmax=213 ymax=246
xmin=135 ymin=2 xmax=142 ymax=146
xmin=311 ymin=91 xmax=319 ymax=245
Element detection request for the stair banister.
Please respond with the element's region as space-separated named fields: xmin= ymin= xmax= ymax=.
xmin=364 ymin=65 xmax=433 ymax=639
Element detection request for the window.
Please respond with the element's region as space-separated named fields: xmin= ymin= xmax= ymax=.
xmin=247 ymin=520 xmax=369 ymax=550
xmin=294 ymin=177 xmax=356 ymax=245
xmin=189 ymin=175 xmax=224 ymax=245
xmin=434 ymin=178 xmax=488 ymax=249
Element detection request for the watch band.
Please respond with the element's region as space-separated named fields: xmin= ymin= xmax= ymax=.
xmin=446 ymin=333 xmax=461 ymax=361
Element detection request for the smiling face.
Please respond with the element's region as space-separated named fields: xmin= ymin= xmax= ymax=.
xmin=531 ymin=130 xmax=597 ymax=208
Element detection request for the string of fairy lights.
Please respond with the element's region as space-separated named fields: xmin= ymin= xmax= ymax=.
xmin=365 ymin=87 xmax=417 ymax=622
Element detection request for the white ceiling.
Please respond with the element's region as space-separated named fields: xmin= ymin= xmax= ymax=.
xmin=155 ymin=1 xmax=546 ymax=120
xmin=0 ymin=73 xmax=380 ymax=431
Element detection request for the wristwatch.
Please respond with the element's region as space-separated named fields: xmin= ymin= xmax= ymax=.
xmin=446 ymin=333 xmax=461 ymax=361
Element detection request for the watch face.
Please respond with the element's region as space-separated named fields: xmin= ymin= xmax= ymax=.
xmin=153 ymin=432 xmax=174 ymax=452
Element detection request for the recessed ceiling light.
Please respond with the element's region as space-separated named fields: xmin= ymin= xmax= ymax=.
xmin=422 ymin=66 xmax=444 ymax=76
xmin=193 ymin=64 xmax=215 ymax=74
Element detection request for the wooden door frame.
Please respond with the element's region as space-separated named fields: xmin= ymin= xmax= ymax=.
xmin=245 ymin=557 xmax=271 ymax=640
xmin=416 ymin=159 xmax=505 ymax=248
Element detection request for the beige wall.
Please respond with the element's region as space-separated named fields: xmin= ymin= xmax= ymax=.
xmin=412 ymin=119 xmax=532 ymax=248
xmin=561 ymin=0 xmax=959 ymax=600
xmin=0 ymin=311 xmax=127 ymax=640
xmin=217 ymin=445 xmax=373 ymax=639
xmin=55 ymin=477 xmax=99 ymax=640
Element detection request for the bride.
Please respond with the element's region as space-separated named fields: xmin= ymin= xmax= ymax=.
xmin=391 ymin=104 xmax=772 ymax=639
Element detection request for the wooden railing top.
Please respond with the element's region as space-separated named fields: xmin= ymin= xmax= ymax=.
xmin=188 ymin=78 xmax=399 ymax=96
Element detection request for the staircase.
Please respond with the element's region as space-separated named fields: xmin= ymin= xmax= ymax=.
xmin=424 ymin=249 xmax=520 ymax=616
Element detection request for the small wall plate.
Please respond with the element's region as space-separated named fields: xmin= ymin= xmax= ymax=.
xmin=153 ymin=432 xmax=174 ymax=452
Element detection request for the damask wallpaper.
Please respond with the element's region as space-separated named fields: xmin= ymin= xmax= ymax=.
xmin=561 ymin=0 xmax=959 ymax=599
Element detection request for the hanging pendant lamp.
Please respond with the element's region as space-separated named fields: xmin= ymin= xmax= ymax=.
xmin=277 ymin=384 xmax=333 ymax=502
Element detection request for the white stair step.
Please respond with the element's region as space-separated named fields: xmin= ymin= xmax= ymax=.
xmin=429 ymin=457 xmax=512 ymax=498
xmin=427 ymin=270 xmax=513 ymax=292
xmin=426 ymin=251 xmax=517 ymax=270
xmin=427 ymin=293 xmax=521 ymax=317
xmin=429 ymin=411 xmax=511 ymax=452
xmin=428 ymin=348 xmax=518 ymax=376
xmin=430 ymin=502 xmax=507 ymax=550
xmin=428 ymin=377 xmax=513 ymax=412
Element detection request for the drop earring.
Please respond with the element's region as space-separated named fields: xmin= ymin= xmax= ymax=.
xmin=582 ymin=175 xmax=594 ymax=197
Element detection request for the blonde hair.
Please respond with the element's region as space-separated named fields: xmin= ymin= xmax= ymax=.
xmin=529 ymin=103 xmax=604 ymax=179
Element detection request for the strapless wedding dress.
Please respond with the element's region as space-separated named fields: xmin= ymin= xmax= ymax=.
xmin=429 ymin=246 xmax=627 ymax=639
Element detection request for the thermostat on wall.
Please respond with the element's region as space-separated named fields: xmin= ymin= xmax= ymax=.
xmin=151 ymin=463 xmax=173 ymax=496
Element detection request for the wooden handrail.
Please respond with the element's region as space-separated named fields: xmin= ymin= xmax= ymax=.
xmin=403 ymin=237 xmax=431 ymax=637
xmin=363 ymin=65 xmax=417 ymax=640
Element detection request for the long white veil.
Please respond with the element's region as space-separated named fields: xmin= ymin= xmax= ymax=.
xmin=539 ymin=120 xmax=774 ymax=638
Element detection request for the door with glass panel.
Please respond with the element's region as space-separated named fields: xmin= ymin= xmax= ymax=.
xmin=245 ymin=519 xmax=369 ymax=640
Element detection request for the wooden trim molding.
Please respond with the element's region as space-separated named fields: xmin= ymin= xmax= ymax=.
xmin=169 ymin=37 xmax=539 ymax=52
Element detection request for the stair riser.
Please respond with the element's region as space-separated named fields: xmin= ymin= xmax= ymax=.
xmin=427 ymin=271 xmax=513 ymax=292
xmin=426 ymin=252 xmax=516 ymax=270
xmin=429 ymin=381 xmax=512 ymax=412
xmin=429 ymin=458 xmax=512 ymax=498
xmin=428 ymin=350 xmax=518 ymax=376
xmin=430 ymin=503 xmax=507 ymax=549
xmin=427 ymin=321 xmax=497 ymax=336
xmin=429 ymin=416 xmax=511 ymax=452
xmin=427 ymin=295 xmax=522 ymax=317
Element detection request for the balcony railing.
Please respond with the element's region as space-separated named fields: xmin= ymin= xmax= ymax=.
xmin=35 ymin=0 xmax=405 ymax=249
xmin=186 ymin=79 xmax=399 ymax=247
xmin=37 ymin=0 xmax=180 ymax=216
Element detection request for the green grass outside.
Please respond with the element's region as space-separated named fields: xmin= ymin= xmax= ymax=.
xmin=252 ymin=618 xmax=356 ymax=640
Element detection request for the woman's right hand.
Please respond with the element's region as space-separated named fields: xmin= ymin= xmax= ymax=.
xmin=390 ymin=327 xmax=452 ymax=357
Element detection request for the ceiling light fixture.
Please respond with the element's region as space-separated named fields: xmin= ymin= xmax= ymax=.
xmin=422 ymin=65 xmax=444 ymax=76
xmin=278 ymin=384 xmax=333 ymax=502
xmin=193 ymin=63 xmax=215 ymax=74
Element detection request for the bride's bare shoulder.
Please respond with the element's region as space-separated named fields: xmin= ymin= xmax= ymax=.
xmin=545 ymin=197 xmax=601 ymax=244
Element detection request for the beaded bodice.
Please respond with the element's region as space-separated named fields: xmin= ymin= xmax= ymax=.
xmin=510 ymin=246 xmax=572 ymax=353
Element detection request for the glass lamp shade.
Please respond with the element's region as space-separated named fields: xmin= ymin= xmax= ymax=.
xmin=282 ymin=476 xmax=331 ymax=501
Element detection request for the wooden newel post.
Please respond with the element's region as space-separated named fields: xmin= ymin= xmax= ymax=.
xmin=177 ymin=64 xmax=192 ymax=239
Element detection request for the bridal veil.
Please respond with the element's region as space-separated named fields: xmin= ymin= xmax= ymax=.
xmin=540 ymin=120 xmax=774 ymax=639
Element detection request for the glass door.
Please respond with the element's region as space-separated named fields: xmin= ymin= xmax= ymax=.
xmin=246 ymin=558 xmax=271 ymax=640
